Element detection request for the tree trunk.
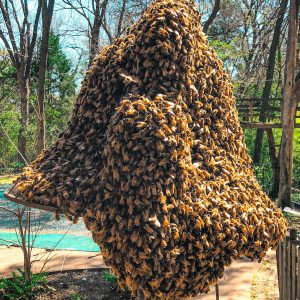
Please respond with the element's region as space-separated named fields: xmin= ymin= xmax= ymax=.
xmin=116 ymin=0 xmax=127 ymax=38
xmin=278 ymin=0 xmax=300 ymax=208
xmin=253 ymin=0 xmax=288 ymax=164
xmin=36 ymin=42 xmax=47 ymax=154
xmin=36 ymin=0 xmax=55 ymax=155
xmin=18 ymin=76 xmax=30 ymax=163
xmin=89 ymin=0 xmax=101 ymax=66
xmin=89 ymin=0 xmax=108 ymax=66
xmin=266 ymin=128 xmax=280 ymax=199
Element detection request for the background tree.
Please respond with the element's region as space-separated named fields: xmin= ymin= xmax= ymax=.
xmin=36 ymin=0 xmax=56 ymax=154
xmin=253 ymin=0 xmax=288 ymax=165
xmin=278 ymin=0 xmax=300 ymax=207
xmin=61 ymin=0 xmax=109 ymax=66
xmin=0 ymin=0 xmax=300 ymax=205
xmin=202 ymin=0 xmax=221 ymax=34
xmin=0 ymin=0 xmax=42 ymax=162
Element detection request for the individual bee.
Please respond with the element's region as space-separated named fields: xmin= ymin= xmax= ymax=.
xmin=195 ymin=218 xmax=204 ymax=230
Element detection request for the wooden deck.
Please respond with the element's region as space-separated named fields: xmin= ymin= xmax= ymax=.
xmin=236 ymin=97 xmax=300 ymax=129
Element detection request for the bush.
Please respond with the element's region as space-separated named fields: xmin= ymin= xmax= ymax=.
xmin=293 ymin=155 xmax=300 ymax=189
xmin=0 ymin=269 xmax=48 ymax=300
xmin=103 ymin=271 xmax=117 ymax=283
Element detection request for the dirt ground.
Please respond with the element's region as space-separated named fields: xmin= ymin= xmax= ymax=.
xmin=250 ymin=251 xmax=279 ymax=300
xmin=36 ymin=269 xmax=131 ymax=300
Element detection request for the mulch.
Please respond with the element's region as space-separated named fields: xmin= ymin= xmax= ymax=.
xmin=37 ymin=269 xmax=131 ymax=300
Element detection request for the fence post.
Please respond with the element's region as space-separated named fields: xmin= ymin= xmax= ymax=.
xmin=215 ymin=283 xmax=219 ymax=300
xmin=283 ymin=237 xmax=287 ymax=299
xmin=291 ymin=229 xmax=297 ymax=300
xmin=277 ymin=241 xmax=283 ymax=299
xmin=278 ymin=228 xmax=298 ymax=300
xmin=249 ymin=100 xmax=254 ymax=127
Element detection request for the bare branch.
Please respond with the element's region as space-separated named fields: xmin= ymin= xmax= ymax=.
xmin=0 ymin=206 xmax=18 ymax=216
xmin=61 ymin=0 xmax=92 ymax=30
xmin=102 ymin=15 xmax=113 ymax=43
xmin=8 ymin=0 xmax=21 ymax=31
xmin=0 ymin=27 xmax=17 ymax=65
xmin=0 ymin=1 xmax=20 ymax=65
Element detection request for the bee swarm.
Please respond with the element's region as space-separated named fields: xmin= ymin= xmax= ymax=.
xmin=8 ymin=0 xmax=287 ymax=299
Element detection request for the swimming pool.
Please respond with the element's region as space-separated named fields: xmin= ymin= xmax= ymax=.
xmin=0 ymin=186 xmax=99 ymax=252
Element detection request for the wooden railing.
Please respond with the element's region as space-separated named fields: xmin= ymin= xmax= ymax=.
xmin=236 ymin=97 xmax=300 ymax=128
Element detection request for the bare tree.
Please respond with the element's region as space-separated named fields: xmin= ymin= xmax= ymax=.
xmin=0 ymin=0 xmax=42 ymax=163
xmin=61 ymin=0 xmax=147 ymax=63
xmin=61 ymin=0 xmax=109 ymax=66
xmin=253 ymin=0 xmax=288 ymax=164
xmin=278 ymin=0 xmax=300 ymax=208
xmin=90 ymin=0 xmax=108 ymax=65
xmin=36 ymin=0 xmax=56 ymax=154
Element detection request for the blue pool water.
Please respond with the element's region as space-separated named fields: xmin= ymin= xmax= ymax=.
xmin=0 ymin=186 xmax=99 ymax=252
xmin=0 ymin=232 xmax=99 ymax=252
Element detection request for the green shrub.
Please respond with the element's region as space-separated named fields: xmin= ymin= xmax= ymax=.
xmin=293 ymin=155 xmax=300 ymax=189
xmin=0 ymin=269 xmax=48 ymax=299
xmin=103 ymin=270 xmax=117 ymax=283
xmin=71 ymin=292 xmax=84 ymax=300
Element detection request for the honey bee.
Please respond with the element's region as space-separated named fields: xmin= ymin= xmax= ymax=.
xmin=195 ymin=218 xmax=204 ymax=230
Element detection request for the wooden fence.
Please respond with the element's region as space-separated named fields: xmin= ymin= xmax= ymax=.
xmin=277 ymin=228 xmax=300 ymax=300
xmin=236 ymin=97 xmax=300 ymax=128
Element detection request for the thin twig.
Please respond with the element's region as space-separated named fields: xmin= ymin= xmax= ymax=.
xmin=0 ymin=205 xmax=18 ymax=216
xmin=0 ymin=121 xmax=28 ymax=165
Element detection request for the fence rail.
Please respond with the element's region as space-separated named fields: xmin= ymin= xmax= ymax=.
xmin=236 ymin=97 xmax=300 ymax=128
xmin=277 ymin=228 xmax=300 ymax=300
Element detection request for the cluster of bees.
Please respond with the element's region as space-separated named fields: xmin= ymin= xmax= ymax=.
xmin=8 ymin=0 xmax=287 ymax=299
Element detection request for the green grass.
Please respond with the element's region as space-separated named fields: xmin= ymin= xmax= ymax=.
xmin=0 ymin=175 xmax=17 ymax=185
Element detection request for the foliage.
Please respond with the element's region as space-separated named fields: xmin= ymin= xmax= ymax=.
xmin=0 ymin=270 xmax=48 ymax=300
xmin=0 ymin=31 xmax=77 ymax=167
xmin=244 ymin=129 xmax=274 ymax=193
xmin=71 ymin=292 xmax=84 ymax=300
xmin=293 ymin=155 xmax=300 ymax=189
xmin=103 ymin=270 xmax=117 ymax=283
xmin=32 ymin=32 xmax=77 ymax=147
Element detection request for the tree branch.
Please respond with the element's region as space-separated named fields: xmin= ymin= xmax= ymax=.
xmin=0 ymin=27 xmax=17 ymax=66
xmin=25 ymin=0 xmax=42 ymax=79
xmin=203 ymin=0 xmax=221 ymax=34
xmin=61 ymin=0 xmax=92 ymax=30
xmin=117 ymin=0 xmax=127 ymax=38
xmin=0 ymin=1 xmax=20 ymax=65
